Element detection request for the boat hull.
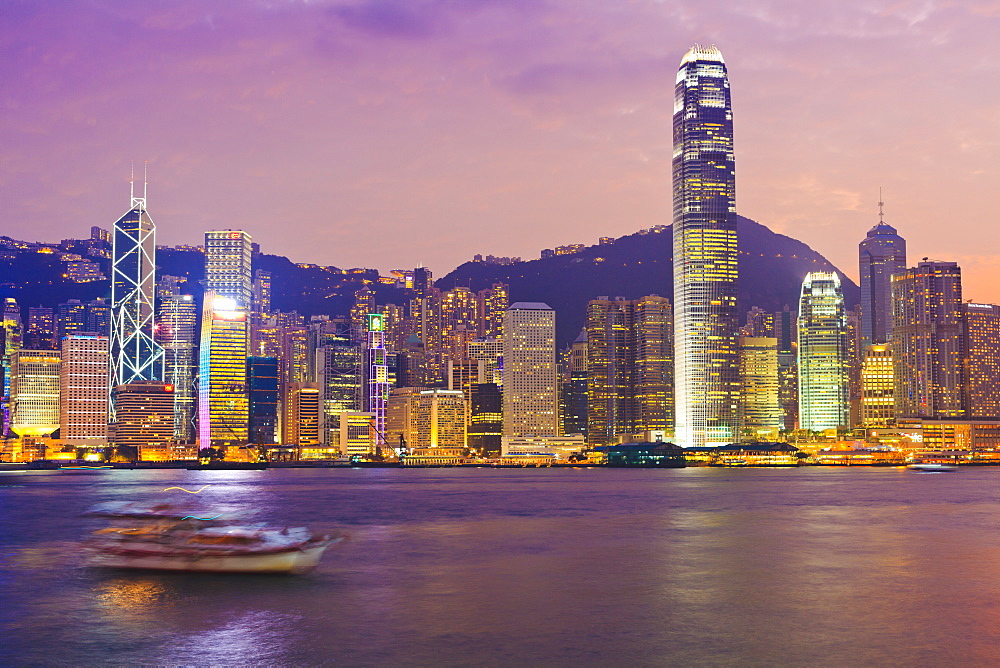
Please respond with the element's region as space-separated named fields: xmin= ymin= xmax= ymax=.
xmin=86 ymin=538 xmax=340 ymax=575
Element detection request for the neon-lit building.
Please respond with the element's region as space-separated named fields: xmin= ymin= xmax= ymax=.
xmin=109 ymin=182 xmax=164 ymax=420
xmin=59 ymin=334 xmax=109 ymax=442
xmin=198 ymin=291 xmax=249 ymax=448
xmin=797 ymin=272 xmax=849 ymax=432
xmin=10 ymin=349 xmax=61 ymax=437
xmin=205 ymin=231 xmax=253 ymax=311
xmin=672 ymin=44 xmax=739 ymax=448
xmin=367 ymin=313 xmax=390 ymax=448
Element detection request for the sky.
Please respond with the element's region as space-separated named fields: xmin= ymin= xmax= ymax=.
xmin=4 ymin=0 xmax=1000 ymax=299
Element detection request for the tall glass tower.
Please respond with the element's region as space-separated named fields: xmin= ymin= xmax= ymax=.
xmin=858 ymin=203 xmax=906 ymax=347
xmin=109 ymin=181 xmax=163 ymax=419
xmin=672 ymin=44 xmax=739 ymax=447
xmin=797 ymin=272 xmax=849 ymax=432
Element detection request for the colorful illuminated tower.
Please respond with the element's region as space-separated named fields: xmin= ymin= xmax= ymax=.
xmin=672 ymin=44 xmax=739 ymax=447
xmin=198 ymin=291 xmax=249 ymax=448
xmin=109 ymin=173 xmax=164 ymax=420
xmin=367 ymin=313 xmax=390 ymax=449
xmin=797 ymin=272 xmax=849 ymax=432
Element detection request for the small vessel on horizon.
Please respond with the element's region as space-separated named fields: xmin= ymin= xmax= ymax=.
xmin=906 ymin=462 xmax=958 ymax=472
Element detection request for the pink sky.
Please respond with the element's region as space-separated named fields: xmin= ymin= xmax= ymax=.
xmin=4 ymin=0 xmax=1000 ymax=300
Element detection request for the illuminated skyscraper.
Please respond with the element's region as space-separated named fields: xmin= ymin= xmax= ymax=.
xmin=109 ymin=182 xmax=164 ymax=417
xmin=738 ymin=336 xmax=782 ymax=440
xmin=860 ymin=344 xmax=894 ymax=428
xmin=797 ymin=272 xmax=849 ymax=432
xmin=502 ymin=303 xmax=557 ymax=437
xmin=205 ymin=231 xmax=253 ymax=311
xmin=247 ymin=356 xmax=279 ymax=446
xmin=672 ymin=44 xmax=739 ymax=447
xmin=60 ymin=334 xmax=110 ymax=442
xmin=10 ymin=349 xmax=61 ymax=437
xmin=858 ymin=206 xmax=906 ymax=347
xmin=111 ymin=381 xmax=175 ymax=461
xmin=891 ymin=261 xmax=965 ymax=420
xmin=198 ymin=291 xmax=249 ymax=448
xmin=156 ymin=293 xmax=198 ymax=442
xmin=963 ymin=302 xmax=1000 ymax=419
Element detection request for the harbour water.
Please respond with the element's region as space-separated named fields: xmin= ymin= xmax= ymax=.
xmin=2 ymin=467 xmax=999 ymax=665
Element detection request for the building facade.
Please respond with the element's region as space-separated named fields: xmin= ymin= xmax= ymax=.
xmin=797 ymin=272 xmax=849 ymax=432
xmin=858 ymin=220 xmax=906 ymax=347
xmin=205 ymin=231 xmax=253 ymax=311
xmin=502 ymin=303 xmax=558 ymax=437
xmin=59 ymin=334 xmax=109 ymax=442
xmin=198 ymin=291 xmax=249 ymax=448
xmin=672 ymin=44 xmax=739 ymax=448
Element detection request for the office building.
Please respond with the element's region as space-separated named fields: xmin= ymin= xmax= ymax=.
xmin=962 ymin=302 xmax=1000 ymax=419
xmin=111 ymin=381 xmax=175 ymax=460
xmin=26 ymin=307 xmax=55 ymax=350
xmin=891 ymin=261 xmax=965 ymax=419
xmin=109 ymin=184 xmax=163 ymax=418
xmin=469 ymin=382 xmax=502 ymax=455
xmin=247 ymin=356 xmax=279 ymax=445
xmin=502 ymin=303 xmax=558 ymax=437
xmin=10 ymin=349 xmax=61 ymax=437
xmin=59 ymin=334 xmax=109 ymax=442
xmin=560 ymin=330 xmax=588 ymax=438
xmin=672 ymin=44 xmax=739 ymax=447
xmin=156 ymin=294 xmax=198 ymax=442
xmin=412 ymin=389 xmax=466 ymax=449
xmin=198 ymin=291 xmax=249 ymax=448
xmin=738 ymin=336 xmax=782 ymax=440
xmin=860 ymin=344 xmax=894 ymax=428
xmin=205 ymin=231 xmax=253 ymax=310
xmin=858 ymin=214 xmax=906 ymax=347
xmin=797 ymin=272 xmax=849 ymax=432
xmin=586 ymin=296 xmax=672 ymax=447
xmin=286 ymin=382 xmax=321 ymax=450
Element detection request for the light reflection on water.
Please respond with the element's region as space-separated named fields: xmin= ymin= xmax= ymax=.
xmin=0 ymin=467 xmax=998 ymax=665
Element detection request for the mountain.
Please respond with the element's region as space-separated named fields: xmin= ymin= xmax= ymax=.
xmin=437 ymin=216 xmax=859 ymax=346
xmin=0 ymin=216 xmax=857 ymax=350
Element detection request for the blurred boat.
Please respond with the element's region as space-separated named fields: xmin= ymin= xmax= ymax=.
xmin=906 ymin=462 xmax=958 ymax=472
xmin=83 ymin=503 xmax=342 ymax=574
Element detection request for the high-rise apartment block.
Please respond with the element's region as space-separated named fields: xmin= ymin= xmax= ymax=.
xmin=797 ymin=272 xmax=849 ymax=432
xmin=502 ymin=303 xmax=558 ymax=437
xmin=672 ymin=44 xmax=739 ymax=447
xmin=891 ymin=261 xmax=965 ymax=419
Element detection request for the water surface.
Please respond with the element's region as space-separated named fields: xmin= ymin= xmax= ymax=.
xmin=1 ymin=467 xmax=998 ymax=665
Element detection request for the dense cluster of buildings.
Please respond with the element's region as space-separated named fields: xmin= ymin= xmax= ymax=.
xmin=2 ymin=44 xmax=998 ymax=464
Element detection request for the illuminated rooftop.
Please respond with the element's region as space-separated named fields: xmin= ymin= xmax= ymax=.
xmin=680 ymin=44 xmax=725 ymax=65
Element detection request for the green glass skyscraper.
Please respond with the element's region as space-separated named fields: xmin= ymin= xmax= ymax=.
xmin=672 ymin=44 xmax=739 ymax=447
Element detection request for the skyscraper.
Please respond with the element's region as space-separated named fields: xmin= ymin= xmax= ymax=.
xmin=10 ymin=349 xmax=61 ymax=438
xmin=205 ymin=231 xmax=253 ymax=311
xmin=860 ymin=344 xmax=894 ymax=428
xmin=109 ymin=182 xmax=163 ymax=418
xmin=156 ymin=294 xmax=198 ymax=442
xmin=738 ymin=336 xmax=782 ymax=440
xmin=858 ymin=210 xmax=906 ymax=348
xmin=891 ymin=261 xmax=965 ymax=419
xmin=198 ymin=291 xmax=249 ymax=449
xmin=797 ymin=272 xmax=849 ymax=432
xmin=672 ymin=44 xmax=739 ymax=448
xmin=502 ymin=303 xmax=557 ymax=438
xmin=963 ymin=302 xmax=1000 ymax=419
xmin=60 ymin=334 xmax=109 ymax=442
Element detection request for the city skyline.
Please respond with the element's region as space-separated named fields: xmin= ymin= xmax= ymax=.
xmin=5 ymin=2 xmax=1000 ymax=303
